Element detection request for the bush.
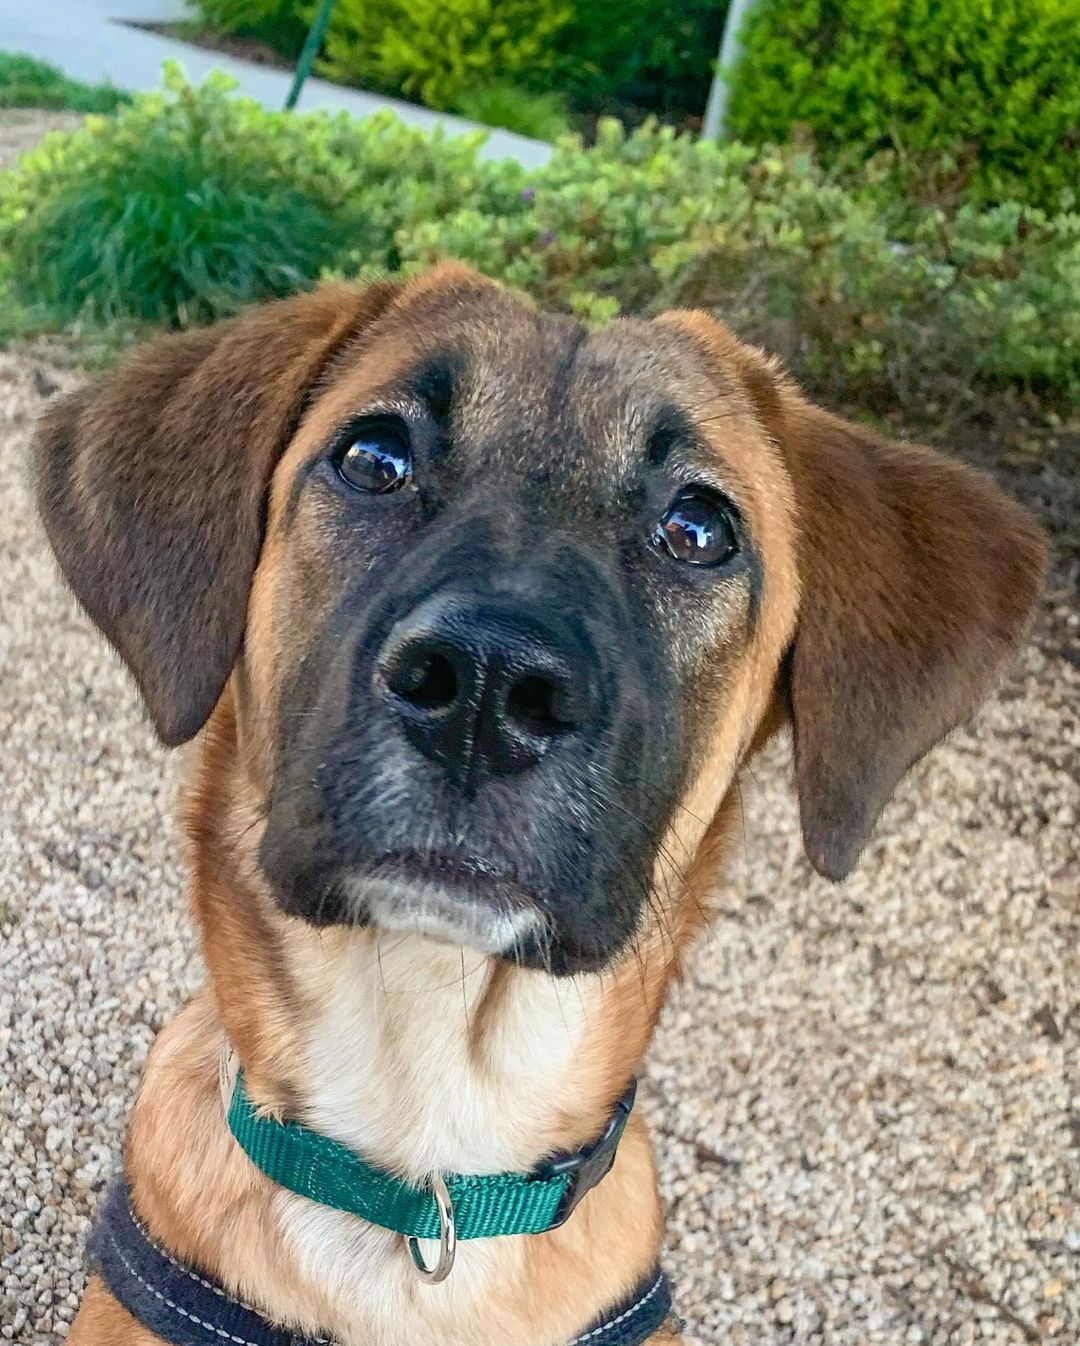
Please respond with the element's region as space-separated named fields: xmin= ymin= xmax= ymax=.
xmin=189 ymin=0 xmax=727 ymax=125
xmin=452 ymin=84 xmax=570 ymax=140
xmin=727 ymin=0 xmax=1080 ymax=211
xmin=191 ymin=0 xmax=726 ymax=126
xmin=3 ymin=74 xmax=1079 ymax=422
xmin=393 ymin=121 xmax=1080 ymax=416
xmin=0 ymin=52 xmax=129 ymax=113
xmin=187 ymin=0 xmax=308 ymax=53
xmin=558 ymin=0 xmax=728 ymax=120
xmin=0 ymin=67 xmax=523 ymax=328
xmin=319 ymin=0 xmax=573 ymax=111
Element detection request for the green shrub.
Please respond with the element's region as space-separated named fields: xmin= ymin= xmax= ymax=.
xmin=558 ymin=0 xmax=728 ymax=119
xmin=189 ymin=0 xmax=727 ymax=124
xmin=393 ymin=120 xmax=1080 ymax=415
xmin=0 ymin=67 xmax=522 ymax=328
xmin=4 ymin=73 xmax=1079 ymax=422
xmin=187 ymin=0 xmax=308 ymax=53
xmin=0 ymin=72 xmax=336 ymax=328
xmin=727 ymin=0 xmax=1080 ymax=211
xmin=319 ymin=0 xmax=572 ymax=111
xmin=453 ymin=83 xmax=569 ymax=140
xmin=191 ymin=0 xmax=727 ymax=124
xmin=0 ymin=52 xmax=129 ymax=113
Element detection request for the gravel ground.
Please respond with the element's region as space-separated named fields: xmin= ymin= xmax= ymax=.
xmin=1 ymin=125 xmax=1078 ymax=1343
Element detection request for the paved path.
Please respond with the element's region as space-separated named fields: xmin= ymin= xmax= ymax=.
xmin=2 ymin=0 xmax=552 ymax=168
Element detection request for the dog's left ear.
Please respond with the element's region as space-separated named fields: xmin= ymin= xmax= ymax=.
xmin=696 ymin=329 xmax=1047 ymax=881
xmin=765 ymin=379 xmax=1047 ymax=880
xmin=35 ymin=282 xmax=400 ymax=746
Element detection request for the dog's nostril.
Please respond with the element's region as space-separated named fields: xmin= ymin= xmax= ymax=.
xmin=506 ymin=673 xmax=577 ymax=737
xmin=390 ymin=649 xmax=459 ymax=711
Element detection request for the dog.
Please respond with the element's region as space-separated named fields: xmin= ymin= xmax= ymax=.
xmin=34 ymin=264 xmax=1045 ymax=1346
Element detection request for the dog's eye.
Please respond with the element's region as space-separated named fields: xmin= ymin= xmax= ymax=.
xmin=335 ymin=420 xmax=412 ymax=493
xmin=654 ymin=488 xmax=740 ymax=567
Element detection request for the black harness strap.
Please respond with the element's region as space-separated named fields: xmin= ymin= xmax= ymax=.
xmin=91 ymin=1180 xmax=674 ymax=1346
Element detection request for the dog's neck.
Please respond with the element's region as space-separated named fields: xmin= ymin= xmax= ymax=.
xmin=182 ymin=697 xmax=688 ymax=1175
xmin=280 ymin=923 xmax=612 ymax=1181
xmin=122 ymin=703 xmax=685 ymax=1345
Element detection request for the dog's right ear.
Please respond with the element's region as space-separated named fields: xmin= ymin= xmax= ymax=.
xmin=35 ymin=282 xmax=400 ymax=746
xmin=770 ymin=384 xmax=1046 ymax=882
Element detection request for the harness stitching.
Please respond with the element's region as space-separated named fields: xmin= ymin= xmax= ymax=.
xmin=106 ymin=1227 xmax=263 ymax=1346
xmin=128 ymin=1205 xmax=333 ymax=1345
xmin=569 ymin=1272 xmax=666 ymax=1344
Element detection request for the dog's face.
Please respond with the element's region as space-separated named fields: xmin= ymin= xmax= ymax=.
xmin=250 ymin=280 xmax=789 ymax=973
xmin=36 ymin=267 xmax=1045 ymax=975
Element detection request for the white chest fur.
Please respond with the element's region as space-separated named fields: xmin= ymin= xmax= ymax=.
xmin=273 ymin=927 xmax=603 ymax=1345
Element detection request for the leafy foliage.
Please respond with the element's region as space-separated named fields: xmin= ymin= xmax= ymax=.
xmin=727 ymin=0 xmax=1080 ymax=210
xmin=0 ymin=68 xmax=522 ymax=328
xmin=189 ymin=0 xmax=728 ymax=125
xmin=393 ymin=120 xmax=1080 ymax=414
xmin=0 ymin=52 xmax=129 ymax=113
xmin=185 ymin=0 xmax=308 ymax=53
xmin=452 ymin=83 xmax=570 ymax=140
xmin=558 ymin=0 xmax=728 ymax=119
xmin=317 ymin=0 xmax=573 ymax=111
xmin=3 ymin=74 xmax=1079 ymax=423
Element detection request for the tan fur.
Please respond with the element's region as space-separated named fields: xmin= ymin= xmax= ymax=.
xmin=68 ymin=1278 xmax=162 ymax=1345
xmin=39 ymin=266 xmax=1044 ymax=1346
xmin=118 ymin=699 xmax=673 ymax=1346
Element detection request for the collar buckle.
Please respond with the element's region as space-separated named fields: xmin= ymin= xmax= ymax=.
xmin=536 ymin=1081 xmax=637 ymax=1229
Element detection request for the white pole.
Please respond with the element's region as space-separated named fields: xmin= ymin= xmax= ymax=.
xmin=701 ymin=0 xmax=757 ymax=141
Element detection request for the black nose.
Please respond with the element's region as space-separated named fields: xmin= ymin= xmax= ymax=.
xmin=376 ymin=595 xmax=600 ymax=784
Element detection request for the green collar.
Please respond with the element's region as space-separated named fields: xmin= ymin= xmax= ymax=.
xmin=227 ymin=1068 xmax=635 ymax=1259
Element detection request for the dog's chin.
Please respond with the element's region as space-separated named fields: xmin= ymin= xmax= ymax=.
xmin=278 ymin=853 xmax=552 ymax=964
xmin=350 ymin=874 xmax=548 ymax=961
xmin=264 ymin=848 xmax=641 ymax=974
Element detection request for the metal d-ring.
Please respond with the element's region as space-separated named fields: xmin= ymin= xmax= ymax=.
xmin=406 ymin=1175 xmax=456 ymax=1285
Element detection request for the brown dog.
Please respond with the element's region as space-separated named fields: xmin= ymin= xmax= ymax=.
xmin=35 ymin=265 xmax=1044 ymax=1346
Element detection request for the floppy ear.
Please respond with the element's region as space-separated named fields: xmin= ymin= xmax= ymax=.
xmin=772 ymin=385 xmax=1046 ymax=880
xmin=34 ymin=282 xmax=400 ymax=746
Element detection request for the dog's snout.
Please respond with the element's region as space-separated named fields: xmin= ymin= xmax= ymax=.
xmin=377 ymin=595 xmax=599 ymax=783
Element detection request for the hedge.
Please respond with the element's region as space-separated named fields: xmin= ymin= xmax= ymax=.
xmin=0 ymin=52 xmax=129 ymax=114
xmin=2 ymin=72 xmax=1079 ymax=424
xmin=317 ymin=0 xmax=572 ymax=113
xmin=0 ymin=68 xmax=521 ymax=328
xmin=189 ymin=0 xmax=729 ymax=126
xmin=726 ymin=0 xmax=1080 ymax=211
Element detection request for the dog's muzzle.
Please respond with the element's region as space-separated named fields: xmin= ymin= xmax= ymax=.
xmin=259 ymin=541 xmax=681 ymax=973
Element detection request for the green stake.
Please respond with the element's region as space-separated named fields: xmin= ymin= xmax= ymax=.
xmin=285 ymin=0 xmax=337 ymax=111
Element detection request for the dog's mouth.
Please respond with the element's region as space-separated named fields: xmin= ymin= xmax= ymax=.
xmin=333 ymin=850 xmax=550 ymax=960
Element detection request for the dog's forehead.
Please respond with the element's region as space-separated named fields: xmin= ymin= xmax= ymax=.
xmin=371 ymin=282 xmax=742 ymax=484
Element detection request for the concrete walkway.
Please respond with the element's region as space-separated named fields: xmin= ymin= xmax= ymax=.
xmin=3 ymin=0 xmax=553 ymax=168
